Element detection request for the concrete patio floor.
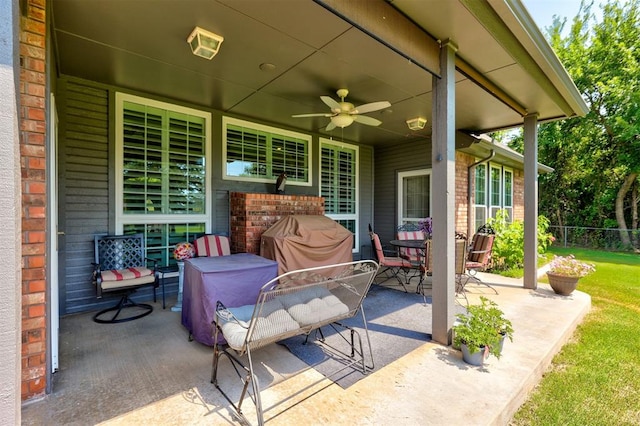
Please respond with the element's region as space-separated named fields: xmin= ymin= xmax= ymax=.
xmin=21 ymin=268 xmax=591 ymax=425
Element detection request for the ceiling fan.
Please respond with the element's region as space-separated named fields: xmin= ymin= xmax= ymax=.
xmin=292 ymin=89 xmax=391 ymax=131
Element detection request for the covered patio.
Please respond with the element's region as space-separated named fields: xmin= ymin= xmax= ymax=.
xmin=22 ymin=273 xmax=590 ymax=425
xmin=1 ymin=0 xmax=591 ymax=419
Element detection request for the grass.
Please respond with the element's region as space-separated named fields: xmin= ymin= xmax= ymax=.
xmin=511 ymin=247 xmax=640 ymax=425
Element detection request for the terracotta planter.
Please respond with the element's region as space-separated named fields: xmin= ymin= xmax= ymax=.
xmin=547 ymin=272 xmax=580 ymax=295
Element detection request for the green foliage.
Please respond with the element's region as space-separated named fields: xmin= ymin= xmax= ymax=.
xmin=453 ymin=296 xmax=513 ymax=359
xmin=526 ymin=0 xmax=640 ymax=235
xmin=487 ymin=210 xmax=554 ymax=271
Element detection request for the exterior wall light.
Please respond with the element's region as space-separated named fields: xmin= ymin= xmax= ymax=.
xmin=187 ymin=26 xmax=224 ymax=60
xmin=406 ymin=117 xmax=427 ymax=131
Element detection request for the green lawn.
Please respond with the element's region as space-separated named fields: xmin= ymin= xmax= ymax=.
xmin=512 ymin=247 xmax=640 ymax=425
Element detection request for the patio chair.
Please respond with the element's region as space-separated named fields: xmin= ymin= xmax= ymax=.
xmin=92 ymin=233 xmax=159 ymax=324
xmin=461 ymin=227 xmax=498 ymax=294
xmin=396 ymin=223 xmax=425 ymax=263
xmin=369 ymin=229 xmax=416 ymax=292
xmin=193 ymin=234 xmax=231 ymax=257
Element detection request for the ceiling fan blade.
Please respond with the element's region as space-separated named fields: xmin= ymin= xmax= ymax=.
xmin=325 ymin=121 xmax=337 ymax=131
xmin=353 ymin=115 xmax=382 ymax=126
xmin=292 ymin=113 xmax=333 ymax=118
xmin=320 ymin=96 xmax=341 ymax=112
xmin=352 ymin=101 xmax=391 ymax=114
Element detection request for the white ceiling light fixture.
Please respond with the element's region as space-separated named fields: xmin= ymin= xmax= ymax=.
xmin=187 ymin=26 xmax=224 ymax=60
xmin=331 ymin=114 xmax=355 ymax=128
xmin=406 ymin=117 xmax=427 ymax=131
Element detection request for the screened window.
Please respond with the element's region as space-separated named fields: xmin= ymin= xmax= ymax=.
xmin=490 ymin=165 xmax=502 ymax=218
xmin=320 ymin=139 xmax=358 ymax=251
xmin=503 ymin=169 xmax=513 ymax=221
xmin=473 ymin=162 xmax=513 ymax=229
xmin=398 ymin=169 xmax=431 ymax=227
xmin=116 ymin=93 xmax=211 ymax=266
xmin=223 ymin=116 xmax=311 ymax=185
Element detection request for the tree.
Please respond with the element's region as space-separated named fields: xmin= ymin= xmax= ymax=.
xmin=512 ymin=0 xmax=640 ymax=249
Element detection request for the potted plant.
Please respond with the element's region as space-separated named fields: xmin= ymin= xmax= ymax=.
xmin=546 ymin=254 xmax=595 ymax=295
xmin=453 ymin=296 xmax=514 ymax=366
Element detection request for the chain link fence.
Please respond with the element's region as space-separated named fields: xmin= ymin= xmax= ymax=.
xmin=549 ymin=226 xmax=639 ymax=251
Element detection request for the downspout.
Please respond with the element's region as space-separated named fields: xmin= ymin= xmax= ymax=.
xmin=467 ymin=150 xmax=495 ymax=237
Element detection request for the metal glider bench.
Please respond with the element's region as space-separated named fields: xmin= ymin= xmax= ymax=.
xmin=211 ymin=260 xmax=379 ymax=426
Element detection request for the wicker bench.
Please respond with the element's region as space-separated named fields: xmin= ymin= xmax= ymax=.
xmin=211 ymin=260 xmax=379 ymax=426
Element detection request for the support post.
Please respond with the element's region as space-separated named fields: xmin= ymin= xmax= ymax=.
xmin=431 ymin=39 xmax=457 ymax=345
xmin=523 ymin=113 xmax=539 ymax=289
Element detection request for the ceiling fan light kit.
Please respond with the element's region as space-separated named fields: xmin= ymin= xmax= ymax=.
xmin=406 ymin=117 xmax=427 ymax=131
xmin=331 ymin=114 xmax=354 ymax=128
xmin=187 ymin=26 xmax=224 ymax=60
xmin=292 ymin=88 xmax=391 ymax=131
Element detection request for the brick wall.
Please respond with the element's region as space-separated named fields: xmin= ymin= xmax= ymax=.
xmin=20 ymin=0 xmax=48 ymax=400
xmin=455 ymin=152 xmax=472 ymax=235
xmin=513 ymin=169 xmax=525 ymax=221
xmin=230 ymin=192 xmax=325 ymax=254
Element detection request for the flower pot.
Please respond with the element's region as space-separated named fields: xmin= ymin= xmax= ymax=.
xmin=460 ymin=344 xmax=489 ymax=366
xmin=547 ymin=272 xmax=580 ymax=295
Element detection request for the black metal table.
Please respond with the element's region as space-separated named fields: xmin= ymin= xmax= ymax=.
xmin=389 ymin=239 xmax=430 ymax=293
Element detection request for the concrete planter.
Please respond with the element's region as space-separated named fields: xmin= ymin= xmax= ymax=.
xmin=547 ymin=272 xmax=580 ymax=296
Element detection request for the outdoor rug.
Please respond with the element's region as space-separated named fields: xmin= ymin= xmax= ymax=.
xmin=280 ymin=284 xmax=445 ymax=389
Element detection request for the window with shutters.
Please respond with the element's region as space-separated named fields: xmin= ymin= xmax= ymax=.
xmin=222 ymin=116 xmax=311 ymax=185
xmin=320 ymin=138 xmax=358 ymax=251
xmin=115 ymin=93 xmax=211 ymax=267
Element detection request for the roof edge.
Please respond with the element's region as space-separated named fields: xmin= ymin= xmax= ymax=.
xmin=490 ymin=0 xmax=589 ymax=117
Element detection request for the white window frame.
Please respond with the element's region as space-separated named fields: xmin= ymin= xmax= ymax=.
xmin=114 ymin=92 xmax=212 ymax=236
xmin=473 ymin=162 xmax=514 ymax=229
xmin=319 ymin=138 xmax=359 ymax=252
xmin=222 ymin=116 xmax=312 ymax=186
xmin=489 ymin=164 xmax=502 ymax=219
xmin=397 ymin=169 xmax=432 ymax=227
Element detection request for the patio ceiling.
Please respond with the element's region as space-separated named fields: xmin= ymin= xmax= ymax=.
xmin=50 ymin=0 xmax=587 ymax=147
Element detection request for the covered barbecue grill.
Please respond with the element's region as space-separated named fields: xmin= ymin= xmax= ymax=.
xmin=260 ymin=215 xmax=353 ymax=274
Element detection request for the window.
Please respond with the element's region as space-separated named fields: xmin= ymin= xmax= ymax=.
xmin=503 ymin=169 xmax=513 ymax=222
xmin=223 ymin=116 xmax=311 ymax=185
xmin=116 ymin=93 xmax=211 ymax=267
xmin=320 ymin=139 xmax=358 ymax=251
xmin=474 ymin=164 xmax=487 ymax=231
xmin=398 ymin=169 xmax=431 ymax=226
xmin=490 ymin=165 xmax=502 ymax=218
xmin=473 ymin=162 xmax=513 ymax=230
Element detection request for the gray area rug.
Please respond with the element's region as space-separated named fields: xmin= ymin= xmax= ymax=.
xmin=280 ymin=284 xmax=440 ymax=389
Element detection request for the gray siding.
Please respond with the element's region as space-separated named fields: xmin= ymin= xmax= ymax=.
xmin=56 ymin=77 xmax=378 ymax=314
xmin=58 ymin=78 xmax=112 ymax=314
xmin=373 ymin=139 xmax=432 ymax=245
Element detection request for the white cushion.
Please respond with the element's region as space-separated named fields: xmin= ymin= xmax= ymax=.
xmin=279 ymin=287 xmax=350 ymax=326
xmin=220 ymin=300 xmax=299 ymax=351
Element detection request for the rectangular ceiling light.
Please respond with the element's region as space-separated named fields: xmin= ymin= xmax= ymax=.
xmin=187 ymin=26 xmax=224 ymax=60
xmin=406 ymin=117 xmax=427 ymax=131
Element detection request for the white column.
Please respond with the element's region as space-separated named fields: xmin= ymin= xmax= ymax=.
xmin=523 ymin=113 xmax=539 ymax=289
xmin=431 ymin=39 xmax=457 ymax=345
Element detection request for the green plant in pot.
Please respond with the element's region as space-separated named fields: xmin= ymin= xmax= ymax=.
xmin=453 ymin=297 xmax=514 ymax=365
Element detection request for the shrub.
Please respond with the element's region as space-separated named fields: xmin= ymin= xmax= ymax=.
xmin=488 ymin=210 xmax=554 ymax=271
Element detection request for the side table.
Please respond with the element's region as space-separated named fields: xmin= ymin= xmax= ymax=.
xmin=158 ymin=264 xmax=179 ymax=309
